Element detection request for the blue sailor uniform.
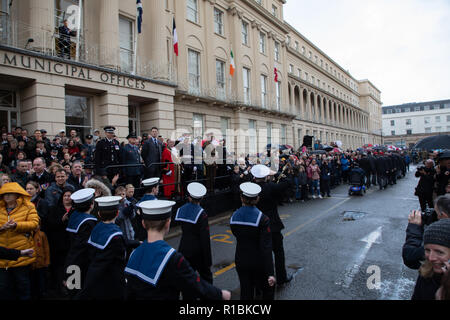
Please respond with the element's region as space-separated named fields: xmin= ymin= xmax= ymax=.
xmin=175 ymin=203 xmax=213 ymax=295
xmin=125 ymin=240 xmax=222 ymax=300
xmin=230 ymin=206 xmax=275 ymax=300
xmin=64 ymin=211 xmax=97 ymax=298
xmin=76 ymin=223 xmax=126 ymax=300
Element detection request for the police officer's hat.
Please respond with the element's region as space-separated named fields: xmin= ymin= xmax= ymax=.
xmin=138 ymin=200 xmax=176 ymax=221
xmin=240 ymin=182 xmax=261 ymax=198
xmin=104 ymin=126 xmax=116 ymax=133
xmin=71 ymin=188 xmax=95 ymax=204
xmin=127 ymin=132 xmax=137 ymax=139
xmin=187 ymin=182 xmax=207 ymax=199
xmin=85 ymin=134 xmax=93 ymax=140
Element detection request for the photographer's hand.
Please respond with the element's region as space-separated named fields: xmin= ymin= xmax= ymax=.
xmin=408 ymin=210 xmax=422 ymax=226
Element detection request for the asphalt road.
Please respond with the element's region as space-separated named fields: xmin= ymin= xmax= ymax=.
xmin=167 ymin=165 xmax=421 ymax=300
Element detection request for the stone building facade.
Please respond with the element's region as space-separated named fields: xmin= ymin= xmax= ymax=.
xmin=0 ymin=0 xmax=382 ymax=157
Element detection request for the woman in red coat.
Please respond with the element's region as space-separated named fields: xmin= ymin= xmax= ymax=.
xmin=161 ymin=140 xmax=175 ymax=199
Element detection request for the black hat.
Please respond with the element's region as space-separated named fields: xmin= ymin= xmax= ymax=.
xmin=424 ymin=219 xmax=450 ymax=249
xmin=127 ymin=133 xmax=137 ymax=139
xmin=51 ymin=149 xmax=58 ymax=153
xmin=104 ymin=126 xmax=116 ymax=133
xmin=439 ymin=151 xmax=450 ymax=160
xmin=142 ymin=133 xmax=148 ymax=137
xmin=85 ymin=134 xmax=93 ymax=140
xmin=40 ymin=129 xmax=47 ymax=134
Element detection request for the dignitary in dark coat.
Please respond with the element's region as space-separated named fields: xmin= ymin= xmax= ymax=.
xmin=64 ymin=188 xmax=97 ymax=299
xmin=76 ymin=196 xmax=126 ymax=300
xmin=125 ymin=200 xmax=231 ymax=300
xmin=174 ymin=182 xmax=213 ymax=296
xmin=251 ymin=165 xmax=292 ymax=287
xmin=230 ymin=182 xmax=276 ymax=300
xmin=94 ymin=126 xmax=121 ymax=180
xmin=141 ymin=127 xmax=162 ymax=179
xmin=58 ymin=19 xmax=76 ymax=59
xmin=120 ymin=133 xmax=143 ymax=188
xmin=375 ymin=153 xmax=387 ymax=190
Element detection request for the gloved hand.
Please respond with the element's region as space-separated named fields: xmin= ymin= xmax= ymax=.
xmin=166 ymin=170 xmax=172 ymax=176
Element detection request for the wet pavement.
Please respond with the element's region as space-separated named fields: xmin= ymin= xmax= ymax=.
xmin=167 ymin=166 xmax=422 ymax=300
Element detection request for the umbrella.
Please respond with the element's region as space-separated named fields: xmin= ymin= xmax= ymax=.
xmin=414 ymin=135 xmax=450 ymax=151
xmin=332 ymin=148 xmax=342 ymax=153
xmin=322 ymin=145 xmax=334 ymax=152
xmin=311 ymin=150 xmax=326 ymax=155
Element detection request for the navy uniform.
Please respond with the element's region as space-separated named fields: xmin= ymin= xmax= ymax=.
xmin=230 ymin=182 xmax=275 ymax=300
xmin=77 ymin=196 xmax=126 ymax=300
xmin=64 ymin=188 xmax=97 ymax=298
xmin=175 ymin=183 xmax=213 ymax=298
xmin=134 ymin=178 xmax=160 ymax=241
xmin=125 ymin=200 xmax=225 ymax=300
xmin=94 ymin=126 xmax=121 ymax=180
xmin=252 ymin=165 xmax=292 ymax=287
xmin=120 ymin=133 xmax=143 ymax=188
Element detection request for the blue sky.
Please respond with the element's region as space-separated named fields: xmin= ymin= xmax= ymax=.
xmin=284 ymin=0 xmax=450 ymax=106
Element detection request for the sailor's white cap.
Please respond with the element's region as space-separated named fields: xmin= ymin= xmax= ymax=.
xmin=70 ymin=188 xmax=95 ymax=204
xmin=251 ymin=164 xmax=271 ymax=179
xmin=95 ymin=196 xmax=122 ymax=208
xmin=240 ymin=182 xmax=261 ymax=198
xmin=187 ymin=182 xmax=207 ymax=199
xmin=138 ymin=200 xmax=176 ymax=220
xmin=142 ymin=178 xmax=160 ymax=187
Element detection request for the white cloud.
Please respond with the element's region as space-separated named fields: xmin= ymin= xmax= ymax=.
xmin=284 ymin=0 xmax=450 ymax=105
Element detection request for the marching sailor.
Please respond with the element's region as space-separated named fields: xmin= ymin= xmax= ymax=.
xmin=125 ymin=200 xmax=231 ymax=300
xmin=251 ymin=164 xmax=293 ymax=287
xmin=77 ymin=196 xmax=126 ymax=300
xmin=64 ymin=188 xmax=97 ymax=298
xmin=175 ymin=182 xmax=213 ymax=299
xmin=230 ymin=182 xmax=276 ymax=300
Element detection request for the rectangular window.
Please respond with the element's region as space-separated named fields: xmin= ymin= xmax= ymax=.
xmin=249 ymin=120 xmax=257 ymax=154
xmin=214 ymin=8 xmax=224 ymax=35
xmin=406 ymin=119 xmax=411 ymax=125
xmin=242 ymin=21 xmax=249 ymax=45
xmin=187 ymin=0 xmax=199 ymax=23
xmin=406 ymin=129 xmax=412 ymax=135
xmin=188 ymin=49 xmax=200 ymax=93
xmin=425 ymin=127 xmax=431 ymax=133
xmin=65 ymin=94 xmax=92 ymax=138
xmin=436 ymin=126 xmax=441 ymax=132
xmin=267 ymin=122 xmax=272 ymax=146
xmin=243 ymin=67 xmax=251 ymax=104
xmin=447 ymin=115 xmax=450 ymax=122
xmin=272 ymin=5 xmax=277 ymax=17
xmin=391 ymin=131 xmax=395 ymax=136
xmin=281 ymin=124 xmax=287 ymax=145
xmin=436 ymin=116 xmax=441 ymax=123
xmin=260 ymin=74 xmax=267 ymax=108
xmin=216 ymin=59 xmax=225 ymax=99
xmin=276 ymin=81 xmax=281 ymax=111
xmin=274 ymin=41 xmax=280 ymax=61
xmin=193 ymin=113 xmax=204 ymax=138
xmin=424 ymin=117 xmax=430 ymax=124
xmin=119 ymin=16 xmax=134 ymax=73
xmin=259 ymin=32 xmax=266 ymax=54
xmin=390 ymin=120 xmax=395 ymax=126
xmin=220 ymin=117 xmax=230 ymax=140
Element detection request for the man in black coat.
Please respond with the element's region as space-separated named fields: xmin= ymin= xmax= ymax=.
xmin=358 ymin=154 xmax=372 ymax=189
xmin=120 ymin=133 xmax=143 ymax=188
xmin=67 ymin=161 xmax=87 ymax=191
xmin=141 ymin=127 xmax=162 ymax=179
xmin=374 ymin=153 xmax=386 ymax=190
xmin=415 ymin=160 xmax=436 ymax=211
xmin=93 ymin=126 xmax=121 ymax=181
xmin=252 ymin=165 xmax=292 ymax=287
xmin=58 ymin=19 xmax=76 ymax=59
xmin=29 ymin=157 xmax=54 ymax=193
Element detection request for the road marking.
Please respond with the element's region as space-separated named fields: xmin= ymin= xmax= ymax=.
xmin=335 ymin=226 xmax=383 ymax=288
xmin=213 ymin=197 xmax=351 ymax=278
xmin=284 ymin=198 xmax=350 ymax=237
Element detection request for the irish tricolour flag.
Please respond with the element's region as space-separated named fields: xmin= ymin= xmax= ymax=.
xmin=230 ymin=50 xmax=235 ymax=77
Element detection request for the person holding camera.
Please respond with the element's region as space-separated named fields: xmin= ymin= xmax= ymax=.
xmin=415 ymin=159 xmax=436 ymax=211
xmin=403 ymin=194 xmax=450 ymax=270
xmin=435 ymin=152 xmax=450 ymax=197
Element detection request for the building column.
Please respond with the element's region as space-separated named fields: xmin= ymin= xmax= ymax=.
xmin=20 ymin=82 xmax=65 ymax=136
xmin=99 ymin=0 xmax=119 ymax=68
xmin=95 ymin=92 xmax=129 ymax=140
xmin=29 ymin=0 xmax=54 ymax=52
xmin=140 ymin=98 xmax=175 ymax=141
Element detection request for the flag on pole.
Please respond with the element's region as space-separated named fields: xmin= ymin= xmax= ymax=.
xmin=173 ymin=17 xmax=178 ymax=56
xmin=274 ymin=67 xmax=278 ymax=82
xmin=137 ymin=0 xmax=143 ymax=34
xmin=230 ymin=50 xmax=236 ymax=76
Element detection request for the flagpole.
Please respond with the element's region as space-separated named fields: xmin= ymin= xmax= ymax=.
xmin=133 ymin=13 xmax=138 ymax=76
xmin=75 ymin=0 xmax=82 ymax=62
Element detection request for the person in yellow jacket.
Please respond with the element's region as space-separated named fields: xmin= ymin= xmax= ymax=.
xmin=0 ymin=182 xmax=39 ymax=300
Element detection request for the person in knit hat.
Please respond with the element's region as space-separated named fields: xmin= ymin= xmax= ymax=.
xmin=411 ymin=219 xmax=450 ymax=300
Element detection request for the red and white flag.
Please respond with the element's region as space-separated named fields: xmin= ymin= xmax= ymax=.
xmin=274 ymin=67 xmax=278 ymax=82
xmin=173 ymin=17 xmax=178 ymax=56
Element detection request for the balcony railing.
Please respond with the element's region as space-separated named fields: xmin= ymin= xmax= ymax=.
xmin=0 ymin=15 xmax=176 ymax=83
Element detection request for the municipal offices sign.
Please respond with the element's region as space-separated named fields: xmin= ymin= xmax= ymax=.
xmin=1 ymin=50 xmax=147 ymax=90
